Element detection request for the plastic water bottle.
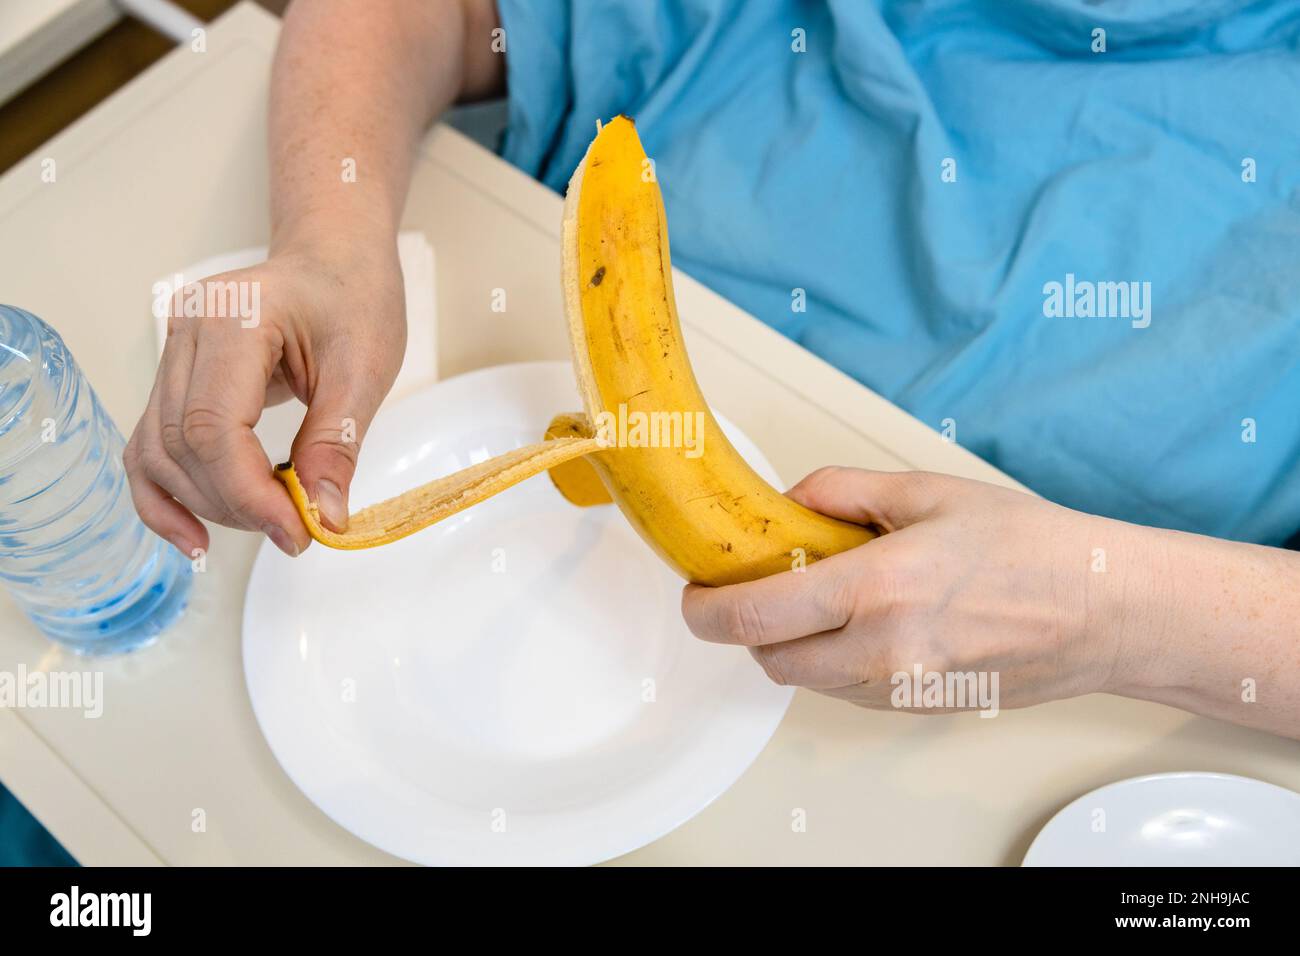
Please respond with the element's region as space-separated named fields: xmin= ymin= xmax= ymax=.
xmin=0 ymin=305 xmax=191 ymax=654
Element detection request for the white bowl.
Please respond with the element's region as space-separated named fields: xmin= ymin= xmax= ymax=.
xmin=242 ymin=361 xmax=794 ymax=865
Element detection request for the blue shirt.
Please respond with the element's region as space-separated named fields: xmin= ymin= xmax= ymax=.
xmin=497 ymin=0 xmax=1300 ymax=545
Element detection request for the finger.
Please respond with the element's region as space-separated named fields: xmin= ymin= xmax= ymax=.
xmin=127 ymin=466 xmax=209 ymax=558
xmin=786 ymin=467 xmax=947 ymax=532
xmin=157 ymin=320 xmax=196 ymax=470
xmin=156 ymin=325 xmax=225 ymax=511
xmin=125 ymin=427 xmax=208 ymax=557
xmin=748 ymin=628 xmax=892 ymax=691
xmin=151 ymin=326 xmax=249 ymax=526
xmin=182 ymin=322 xmax=309 ymax=556
xmin=817 ymin=682 xmax=898 ymax=709
xmin=142 ymin=428 xmax=234 ymax=527
xmin=681 ymin=552 xmax=860 ymax=647
xmin=289 ymin=348 xmax=395 ymax=532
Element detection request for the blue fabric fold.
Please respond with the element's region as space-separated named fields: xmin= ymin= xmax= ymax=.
xmin=497 ymin=0 xmax=1300 ymax=544
xmin=0 ymin=784 xmax=76 ymax=867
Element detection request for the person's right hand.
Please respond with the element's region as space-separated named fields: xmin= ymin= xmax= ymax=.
xmin=125 ymin=238 xmax=407 ymax=558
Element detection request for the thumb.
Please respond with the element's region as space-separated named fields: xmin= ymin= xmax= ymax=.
xmin=289 ymin=368 xmax=383 ymax=533
xmin=785 ymin=466 xmax=950 ymax=532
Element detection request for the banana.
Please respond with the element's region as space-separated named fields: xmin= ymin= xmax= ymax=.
xmin=544 ymin=413 xmax=614 ymax=507
xmin=277 ymin=115 xmax=875 ymax=583
xmin=555 ymin=116 xmax=873 ymax=584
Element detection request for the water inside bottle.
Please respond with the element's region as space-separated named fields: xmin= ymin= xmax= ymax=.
xmin=0 ymin=305 xmax=192 ymax=655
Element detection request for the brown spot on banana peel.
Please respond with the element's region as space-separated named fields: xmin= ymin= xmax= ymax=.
xmin=562 ymin=115 xmax=876 ymax=586
xmin=277 ymin=116 xmax=876 ymax=585
xmin=608 ymin=306 xmax=627 ymax=359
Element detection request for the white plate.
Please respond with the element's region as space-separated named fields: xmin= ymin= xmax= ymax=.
xmin=1023 ymin=772 xmax=1300 ymax=866
xmin=242 ymin=361 xmax=794 ymax=866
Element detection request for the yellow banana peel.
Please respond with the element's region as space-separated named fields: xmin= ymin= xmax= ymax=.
xmin=276 ymin=116 xmax=875 ymax=584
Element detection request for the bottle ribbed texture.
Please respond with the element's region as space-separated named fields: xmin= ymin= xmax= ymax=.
xmin=0 ymin=305 xmax=191 ymax=654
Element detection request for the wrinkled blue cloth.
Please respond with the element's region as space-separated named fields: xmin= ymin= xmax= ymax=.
xmin=0 ymin=785 xmax=76 ymax=866
xmin=497 ymin=0 xmax=1300 ymax=544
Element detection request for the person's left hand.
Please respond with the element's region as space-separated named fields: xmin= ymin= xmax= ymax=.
xmin=681 ymin=467 xmax=1147 ymax=713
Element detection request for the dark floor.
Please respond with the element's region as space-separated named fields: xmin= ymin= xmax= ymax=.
xmin=0 ymin=0 xmax=287 ymax=174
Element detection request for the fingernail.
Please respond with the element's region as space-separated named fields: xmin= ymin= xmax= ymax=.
xmin=167 ymin=534 xmax=196 ymax=558
xmin=263 ymin=523 xmax=299 ymax=557
xmin=315 ymin=479 xmax=348 ymax=532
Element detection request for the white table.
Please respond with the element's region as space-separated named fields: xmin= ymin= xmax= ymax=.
xmin=0 ymin=0 xmax=119 ymax=104
xmin=2 ymin=2 xmax=1297 ymax=866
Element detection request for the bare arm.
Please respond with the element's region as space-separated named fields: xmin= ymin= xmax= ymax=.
xmin=682 ymin=469 xmax=1300 ymax=740
xmin=269 ymin=0 xmax=504 ymax=255
xmin=1109 ymin=524 xmax=1300 ymax=737
xmin=127 ymin=0 xmax=503 ymax=557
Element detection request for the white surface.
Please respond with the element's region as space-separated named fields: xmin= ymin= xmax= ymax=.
xmin=1023 ymin=772 xmax=1300 ymax=866
xmin=116 ymin=0 xmax=202 ymax=45
xmin=0 ymin=0 xmax=118 ymax=104
xmin=2 ymin=3 xmax=1298 ymax=866
xmin=242 ymin=362 xmax=795 ymax=865
xmin=152 ymin=231 xmax=438 ymax=404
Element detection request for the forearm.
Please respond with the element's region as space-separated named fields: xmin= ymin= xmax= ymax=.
xmin=1105 ymin=520 xmax=1300 ymax=738
xmin=268 ymin=0 xmax=501 ymax=253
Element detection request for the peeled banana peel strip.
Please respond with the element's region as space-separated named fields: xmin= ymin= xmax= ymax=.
xmin=277 ymin=115 xmax=875 ymax=583
xmin=274 ymin=436 xmax=600 ymax=550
